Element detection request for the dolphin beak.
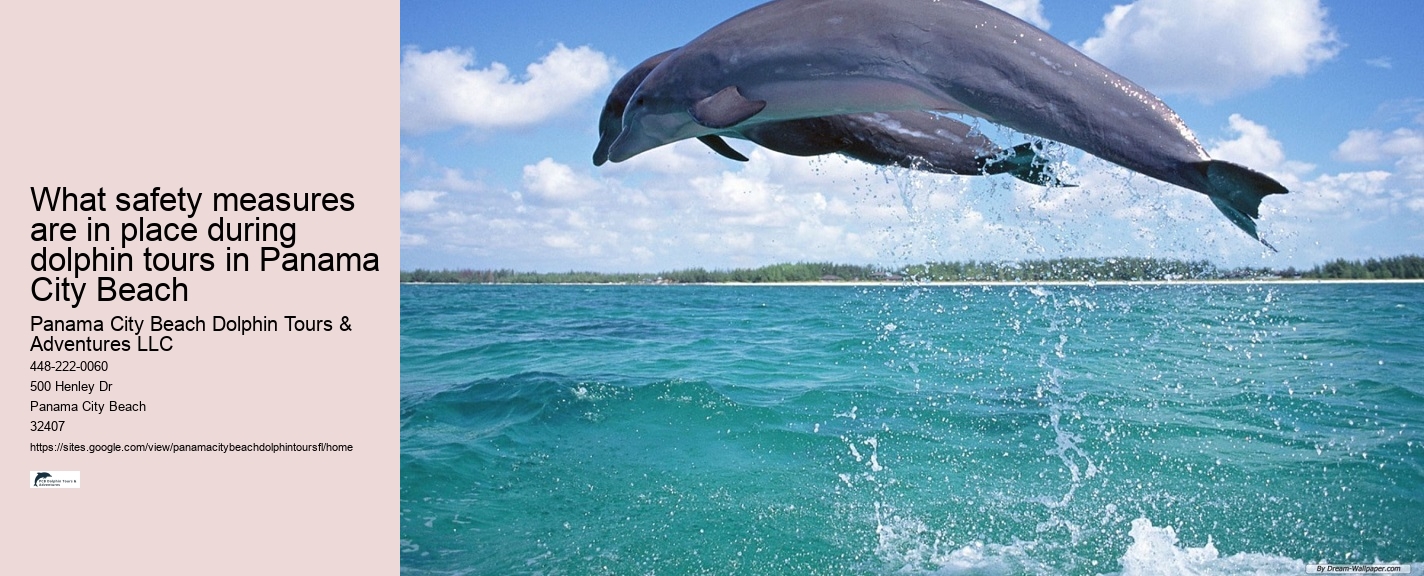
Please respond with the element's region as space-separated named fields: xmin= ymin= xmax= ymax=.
xmin=607 ymin=112 xmax=677 ymax=163
xmin=592 ymin=128 xmax=616 ymax=166
xmin=606 ymin=132 xmax=643 ymax=164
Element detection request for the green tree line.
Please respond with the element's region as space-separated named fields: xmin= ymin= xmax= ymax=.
xmin=400 ymin=262 xmax=887 ymax=284
xmin=400 ymin=255 xmax=1424 ymax=284
xmin=1294 ymin=255 xmax=1424 ymax=280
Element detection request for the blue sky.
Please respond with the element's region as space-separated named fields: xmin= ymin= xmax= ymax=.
xmin=400 ymin=0 xmax=1424 ymax=272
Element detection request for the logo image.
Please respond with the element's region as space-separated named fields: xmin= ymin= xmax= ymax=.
xmin=30 ymin=470 xmax=80 ymax=488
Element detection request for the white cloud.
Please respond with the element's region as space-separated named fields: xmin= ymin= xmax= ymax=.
xmin=522 ymin=158 xmax=601 ymax=203
xmin=1207 ymin=114 xmax=1314 ymax=180
xmin=691 ymin=168 xmax=786 ymax=221
xmin=436 ymin=168 xmax=483 ymax=193
xmin=1333 ymin=125 xmax=1424 ymax=216
xmin=983 ymin=0 xmax=1050 ymax=30
xmin=400 ymin=44 xmax=615 ymax=133
xmin=1080 ymin=0 xmax=1340 ymax=100
xmin=1335 ymin=128 xmax=1424 ymax=164
xmin=400 ymin=190 xmax=446 ymax=212
xmin=1290 ymin=170 xmax=1393 ymax=216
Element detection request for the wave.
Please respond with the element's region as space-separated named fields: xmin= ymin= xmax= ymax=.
xmin=874 ymin=516 xmax=1418 ymax=576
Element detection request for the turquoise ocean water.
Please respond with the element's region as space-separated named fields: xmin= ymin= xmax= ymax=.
xmin=401 ymin=283 xmax=1423 ymax=575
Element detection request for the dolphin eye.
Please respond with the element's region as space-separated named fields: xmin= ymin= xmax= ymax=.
xmin=634 ymin=96 xmax=646 ymax=106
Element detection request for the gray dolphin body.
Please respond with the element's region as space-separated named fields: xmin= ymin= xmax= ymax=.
xmin=594 ymin=49 xmax=1068 ymax=186
xmin=606 ymin=0 xmax=1287 ymax=246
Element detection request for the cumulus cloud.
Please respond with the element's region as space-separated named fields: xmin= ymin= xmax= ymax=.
xmin=1333 ymin=124 xmax=1424 ymax=214
xmin=1207 ymin=114 xmax=1314 ymax=179
xmin=1291 ymin=170 xmax=1394 ymax=216
xmin=400 ymin=190 xmax=446 ymax=212
xmin=400 ymin=44 xmax=615 ymax=133
xmin=1335 ymin=128 xmax=1424 ymax=164
xmin=983 ymin=0 xmax=1050 ymax=30
xmin=434 ymin=168 xmax=483 ymax=193
xmin=522 ymin=157 xmax=601 ymax=203
xmin=1080 ymin=0 xmax=1340 ymax=100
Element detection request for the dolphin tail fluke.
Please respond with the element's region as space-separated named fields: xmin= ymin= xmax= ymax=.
xmin=980 ymin=143 xmax=1074 ymax=187
xmin=1199 ymin=160 xmax=1288 ymax=251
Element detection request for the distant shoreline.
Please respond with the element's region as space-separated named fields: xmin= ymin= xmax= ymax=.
xmin=402 ymin=278 xmax=1424 ymax=287
xmin=401 ymin=256 xmax=1424 ymax=285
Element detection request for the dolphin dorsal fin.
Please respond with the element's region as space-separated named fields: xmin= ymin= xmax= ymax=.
xmin=696 ymin=135 xmax=750 ymax=161
xmin=689 ymin=86 xmax=766 ymax=129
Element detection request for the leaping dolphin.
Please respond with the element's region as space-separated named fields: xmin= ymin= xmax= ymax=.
xmin=595 ymin=49 xmax=1070 ymax=187
xmin=605 ymin=0 xmax=1288 ymax=247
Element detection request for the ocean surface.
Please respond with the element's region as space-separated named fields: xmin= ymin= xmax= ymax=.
xmin=400 ymin=283 xmax=1423 ymax=575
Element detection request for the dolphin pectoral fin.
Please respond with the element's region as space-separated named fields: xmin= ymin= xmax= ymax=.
xmin=697 ymin=135 xmax=750 ymax=162
xmin=1199 ymin=160 xmax=1288 ymax=251
xmin=689 ymin=86 xmax=766 ymax=129
xmin=978 ymin=143 xmax=1075 ymax=187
